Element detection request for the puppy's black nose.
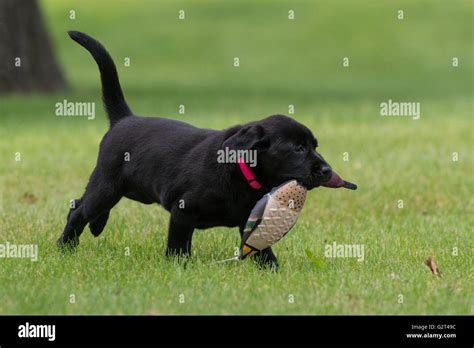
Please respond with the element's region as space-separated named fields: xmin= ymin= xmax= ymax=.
xmin=321 ymin=165 xmax=332 ymax=181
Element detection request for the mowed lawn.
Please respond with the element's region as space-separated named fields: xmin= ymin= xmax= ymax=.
xmin=0 ymin=0 xmax=472 ymax=315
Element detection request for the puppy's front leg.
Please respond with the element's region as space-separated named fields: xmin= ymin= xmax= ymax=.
xmin=166 ymin=214 xmax=194 ymax=258
xmin=253 ymin=248 xmax=279 ymax=270
xmin=239 ymin=224 xmax=279 ymax=270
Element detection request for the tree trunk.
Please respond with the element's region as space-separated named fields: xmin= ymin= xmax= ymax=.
xmin=0 ymin=0 xmax=67 ymax=93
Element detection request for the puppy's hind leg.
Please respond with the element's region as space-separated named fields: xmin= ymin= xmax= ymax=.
xmin=57 ymin=170 xmax=122 ymax=249
xmin=89 ymin=211 xmax=110 ymax=237
xmin=67 ymin=198 xmax=82 ymax=221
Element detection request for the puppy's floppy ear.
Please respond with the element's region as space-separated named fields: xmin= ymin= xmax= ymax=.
xmin=223 ymin=125 xmax=270 ymax=151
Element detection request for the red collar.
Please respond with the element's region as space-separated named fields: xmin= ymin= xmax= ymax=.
xmin=238 ymin=158 xmax=262 ymax=189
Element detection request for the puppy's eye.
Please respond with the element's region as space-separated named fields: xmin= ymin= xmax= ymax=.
xmin=295 ymin=145 xmax=305 ymax=153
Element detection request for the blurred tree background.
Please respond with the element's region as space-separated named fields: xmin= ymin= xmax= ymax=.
xmin=0 ymin=0 xmax=67 ymax=93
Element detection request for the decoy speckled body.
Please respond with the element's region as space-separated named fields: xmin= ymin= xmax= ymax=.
xmin=239 ymin=171 xmax=357 ymax=259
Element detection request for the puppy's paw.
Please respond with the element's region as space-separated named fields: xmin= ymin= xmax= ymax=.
xmin=56 ymin=235 xmax=79 ymax=252
xmin=165 ymin=247 xmax=191 ymax=259
xmin=260 ymin=259 xmax=280 ymax=272
xmin=252 ymin=250 xmax=280 ymax=271
xmin=89 ymin=212 xmax=109 ymax=237
xmin=255 ymin=258 xmax=280 ymax=271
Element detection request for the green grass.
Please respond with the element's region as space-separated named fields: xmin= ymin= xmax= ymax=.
xmin=0 ymin=0 xmax=473 ymax=315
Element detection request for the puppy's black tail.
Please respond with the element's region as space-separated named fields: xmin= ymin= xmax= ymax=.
xmin=68 ymin=30 xmax=132 ymax=126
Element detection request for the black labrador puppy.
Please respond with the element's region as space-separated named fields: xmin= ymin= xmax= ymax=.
xmin=57 ymin=31 xmax=334 ymax=268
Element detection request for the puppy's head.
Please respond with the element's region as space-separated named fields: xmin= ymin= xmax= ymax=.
xmin=223 ymin=114 xmax=333 ymax=190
